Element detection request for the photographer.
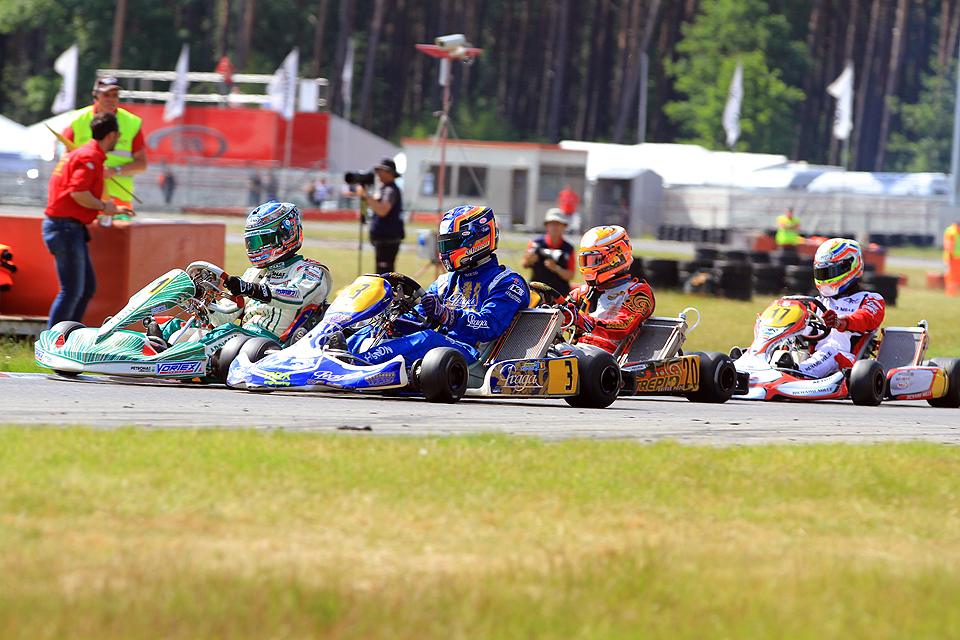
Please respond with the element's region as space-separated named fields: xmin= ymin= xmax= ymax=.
xmin=522 ymin=207 xmax=576 ymax=294
xmin=355 ymin=157 xmax=404 ymax=274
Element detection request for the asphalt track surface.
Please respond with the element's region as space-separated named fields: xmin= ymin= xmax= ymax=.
xmin=2 ymin=372 xmax=958 ymax=445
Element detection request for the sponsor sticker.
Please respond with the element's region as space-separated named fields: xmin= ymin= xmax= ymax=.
xmin=157 ymin=361 xmax=202 ymax=375
xmin=466 ymin=316 xmax=489 ymax=329
xmin=365 ymin=371 xmax=399 ymax=386
xmin=274 ymin=287 xmax=300 ymax=299
xmin=263 ymin=371 xmax=291 ymax=386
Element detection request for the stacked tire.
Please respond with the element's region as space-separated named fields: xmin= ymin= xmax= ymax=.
xmin=861 ymin=273 xmax=899 ymax=306
xmin=713 ymin=258 xmax=753 ymax=301
xmin=752 ymin=263 xmax=785 ymax=296
xmin=784 ymin=264 xmax=817 ymax=296
xmin=642 ymin=258 xmax=680 ymax=289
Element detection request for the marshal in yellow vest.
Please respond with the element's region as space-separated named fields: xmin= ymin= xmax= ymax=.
xmin=70 ymin=106 xmax=142 ymax=202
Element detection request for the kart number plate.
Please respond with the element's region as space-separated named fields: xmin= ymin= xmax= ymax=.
xmin=632 ymin=355 xmax=699 ymax=393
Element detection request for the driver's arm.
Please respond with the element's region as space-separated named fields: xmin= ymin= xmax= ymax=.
xmin=841 ymin=293 xmax=885 ymax=332
xmin=263 ymin=263 xmax=331 ymax=308
xmin=589 ymin=282 xmax=655 ymax=343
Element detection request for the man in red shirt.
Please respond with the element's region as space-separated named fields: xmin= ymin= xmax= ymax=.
xmin=557 ymin=183 xmax=580 ymax=215
xmin=43 ymin=112 xmax=133 ymax=328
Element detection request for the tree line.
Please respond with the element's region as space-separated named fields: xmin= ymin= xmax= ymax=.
xmin=0 ymin=0 xmax=956 ymax=172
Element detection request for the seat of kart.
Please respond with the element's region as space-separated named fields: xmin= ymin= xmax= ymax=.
xmin=466 ymin=308 xmax=565 ymax=387
xmin=874 ymin=326 xmax=926 ymax=371
xmin=616 ymin=316 xmax=689 ymax=368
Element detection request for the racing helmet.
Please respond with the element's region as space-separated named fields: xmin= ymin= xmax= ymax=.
xmin=578 ymin=225 xmax=633 ymax=286
xmin=244 ymin=201 xmax=303 ymax=268
xmin=813 ymin=237 xmax=863 ymax=297
xmin=437 ymin=205 xmax=499 ymax=272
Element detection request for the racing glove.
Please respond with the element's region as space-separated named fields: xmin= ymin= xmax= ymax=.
xmin=224 ymin=275 xmax=272 ymax=303
xmin=821 ymin=308 xmax=848 ymax=331
xmin=420 ymin=293 xmax=460 ymax=327
xmin=390 ymin=315 xmax=429 ymax=336
xmin=566 ymin=302 xmax=595 ymax=334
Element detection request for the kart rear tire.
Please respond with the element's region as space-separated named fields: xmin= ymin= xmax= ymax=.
xmin=927 ymin=357 xmax=960 ymax=408
xmin=420 ymin=347 xmax=469 ymax=404
xmin=564 ymin=349 xmax=621 ymax=409
xmin=49 ymin=322 xmax=86 ymax=377
xmin=241 ymin=337 xmax=282 ymax=363
xmin=849 ymin=359 xmax=885 ymax=406
xmin=213 ymin=335 xmax=251 ymax=383
xmin=684 ymin=351 xmax=737 ymax=403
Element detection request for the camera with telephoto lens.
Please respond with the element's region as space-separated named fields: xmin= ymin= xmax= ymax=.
xmin=538 ymin=247 xmax=563 ymax=262
xmin=344 ymin=170 xmax=375 ymax=187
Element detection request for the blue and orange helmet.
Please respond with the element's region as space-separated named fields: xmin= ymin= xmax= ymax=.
xmin=244 ymin=201 xmax=303 ymax=268
xmin=813 ymin=237 xmax=863 ymax=297
xmin=437 ymin=205 xmax=499 ymax=271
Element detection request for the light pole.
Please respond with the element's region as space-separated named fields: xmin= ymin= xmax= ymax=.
xmin=415 ymin=35 xmax=482 ymax=213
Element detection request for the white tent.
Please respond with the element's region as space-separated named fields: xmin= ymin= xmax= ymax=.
xmin=0 ymin=114 xmax=32 ymax=156
xmin=23 ymin=111 xmax=79 ymax=161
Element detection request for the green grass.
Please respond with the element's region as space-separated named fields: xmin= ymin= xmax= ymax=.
xmin=0 ymin=336 xmax=43 ymax=373
xmin=1 ymin=428 xmax=959 ymax=639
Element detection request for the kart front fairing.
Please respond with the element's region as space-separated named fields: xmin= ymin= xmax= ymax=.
xmin=35 ymin=264 xmax=251 ymax=378
xmin=733 ymin=297 xmax=849 ymax=401
xmin=227 ymin=274 xmax=409 ymax=391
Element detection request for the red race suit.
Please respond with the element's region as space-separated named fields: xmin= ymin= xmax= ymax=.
xmin=569 ymin=277 xmax=655 ymax=353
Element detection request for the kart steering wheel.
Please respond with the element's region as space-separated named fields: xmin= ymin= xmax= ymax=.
xmin=528 ymin=282 xmax=578 ymax=331
xmin=185 ymin=261 xmax=239 ymax=314
xmin=782 ymin=295 xmax=831 ymax=343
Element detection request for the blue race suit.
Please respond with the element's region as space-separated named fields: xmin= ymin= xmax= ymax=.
xmin=347 ymin=257 xmax=530 ymax=365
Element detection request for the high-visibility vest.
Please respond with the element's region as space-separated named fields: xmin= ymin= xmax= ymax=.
xmin=0 ymin=243 xmax=15 ymax=290
xmin=945 ymin=223 xmax=960 ymax=260
xmin=71 ymin=106 xmax=142 ymax=201
xmin=776 ymin=214 xmax=801 ymax=246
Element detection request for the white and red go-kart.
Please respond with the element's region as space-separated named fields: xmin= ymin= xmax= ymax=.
xmin=730 ymin=296 xmax=960 ymax=407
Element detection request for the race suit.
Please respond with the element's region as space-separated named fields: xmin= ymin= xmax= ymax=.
xmin=347 ymin=257 xmax=530 ymax=365
xmin=163 ymin=255 xmax=332 ymax=344
xmin=798 ymin=288 xmax=885 ymax=378
xmin=568 ymin=277 xmax=655 ymax=354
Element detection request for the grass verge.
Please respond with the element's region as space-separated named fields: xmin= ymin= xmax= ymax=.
xmin=1 ymin=428 xmax=959 ymax=639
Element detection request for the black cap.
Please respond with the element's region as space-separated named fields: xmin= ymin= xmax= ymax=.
xmin=374 ymin=157 xmax=400 ymax=176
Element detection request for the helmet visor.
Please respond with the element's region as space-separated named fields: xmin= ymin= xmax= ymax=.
xmin=245 ymin=229 xmax=279 ymax=254
xmin=438 ymin=231 xmax=470 ymax=256
xmin=578 ymin=251 xmax=606 ymax=268
xmin=814 ymin=256 xmax=855 ymax=282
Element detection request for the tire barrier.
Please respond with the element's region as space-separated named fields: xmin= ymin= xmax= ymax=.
xmin=713 ymin=259 xmax=753 ymax=301
xmin=784 ymin=264 xmax=817 ymax=296
xmin=642 ymin=258 xmax=680 ymax=289
xmin=752 ymin=263 xmax=785 ymax=296
xmin=694 ymin=245 xmax=720 ymax=261
xmin=656 ymin=225 xmax=731 ymax=245
xmin=770 ymin=248 xmax=803 ymax=266
xmin=749 ymin=250 xmax=770 ymax=264
xmin=861 ymin=273 xmax=899 ymax=307
xmin=868 ymin=233 xmax=935 ymax=248
xmin=678 ymin=259 xmax=715 ymax=286
xmin=629 ymin=257 xmax=646 ymax=281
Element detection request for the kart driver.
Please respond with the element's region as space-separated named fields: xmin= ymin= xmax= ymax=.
xmin=342 ymin=205 xmax=530 ymax=365
xmin=151 ymin=201 xmax=332 ymax=346
xmin=790 ymin=238 xmax=885 ymax=377
xmin=564 ymin=225 xmax=655 ymax=353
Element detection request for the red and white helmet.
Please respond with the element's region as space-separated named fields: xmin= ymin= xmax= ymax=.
xmin=578 ymin=225 xmax=633 ymax=286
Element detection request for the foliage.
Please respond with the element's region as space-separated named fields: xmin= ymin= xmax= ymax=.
xmin=885 ymin=58 xmax=956 ymax=173
xmin=664 ymin=0 xmax=806 ymax=154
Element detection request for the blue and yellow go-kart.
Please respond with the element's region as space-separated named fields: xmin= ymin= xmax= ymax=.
xmin=227 ymin=272 xmax=622 ymax=407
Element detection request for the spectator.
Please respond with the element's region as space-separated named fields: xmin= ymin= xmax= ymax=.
xmin=43 ymin=112 xmax=134 ymax=328
xmin=356 ymin=157 xmax=405 ymax=274
xmin=521 ymin=207 xmax=577 ymax=294
xmin=248 ymin=169 xmax=262 ymax=206
xmin=558 ymin=183 xmax=581 ymax=234
xmin=944 ymin=219 xmax=960 ymax=296
xmin=776 ymin=207 xmax=802 ymax=249
xmin=216 ymin=56 xmax=235 ymax=103
xmin=63 ymin=77 xmax=148 ymax=217
xmin=158 ymin=164 xmax=176 ymax=205
xmin=311 ymin=177 xmax=328 ymax=206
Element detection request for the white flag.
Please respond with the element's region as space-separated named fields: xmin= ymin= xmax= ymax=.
xmin=267 ymin=47 xmax=299 ymax=120
xmin=827 ymin=61 xmax=854 ymax=140
xmin=341 ymin=37 xmax=355 ymax=121
xmin=51 ymin=44 xmax=78 ymax=115
xmin=163 ymin=45 xmax=190 ymax=122
xmin=722 ymin=60 xmax=743 ymax=149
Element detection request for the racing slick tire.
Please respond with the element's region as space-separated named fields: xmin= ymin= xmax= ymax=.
xmin=240 ymin=337 xmax=282 ymax=363
xmin=420 ymin=347 xmax=469 ymax=404
xmin=684 ymin=351 xmax=737 ymax=403
xmin=927 ymin=357 xmax=960 ymax=408
xmin=212 ymin=335 xmax=251 ymax=383
xmin=565 ymin=348 xmax=621 ymax=409
xmin=50 ymin=321 xmax=86 ymax=377
xmin=849 ymin=359 xmax=885 ymax=406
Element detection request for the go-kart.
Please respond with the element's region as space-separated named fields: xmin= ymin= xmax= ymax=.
xmin=530 ymin=283 xmax=745 ymax=403
xmin=227 ymin=272 xmax=623 ymax=407
xmin=729 ymin=296 xmax=960 ymax=406
xmin=34 ymin=261 xmax=319 ymax=382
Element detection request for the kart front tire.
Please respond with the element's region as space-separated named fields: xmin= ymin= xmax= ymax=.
xmin=213 ymin=335 xmax=251 ymax=383
xmin=927 ymin=357 xmax=960 ymax=408
xmin=419 ymin=347 xmax=469 ymax=404
xmin=685 ymin=351 xmax=737 ymax=403
xmin=49 ymin=321 xmax=86 ymax=377
xmin=849 ymin=359 xmax=885 ymax=406
xmin=240 ymin=337 xmax=282 ymax=363
xmin=565 ymin=349 xmax=620 ymax=409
